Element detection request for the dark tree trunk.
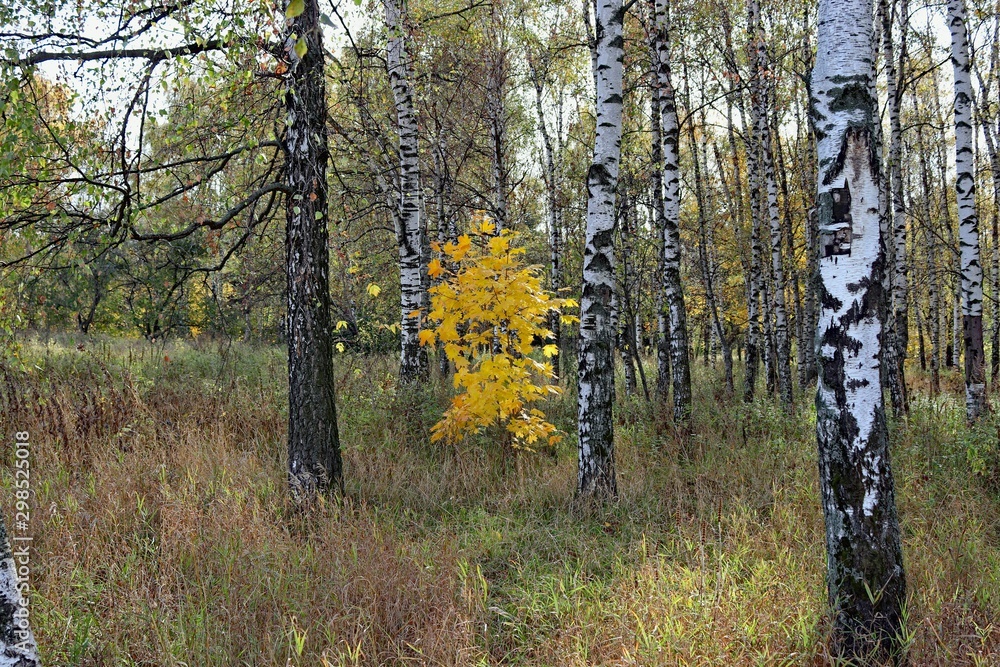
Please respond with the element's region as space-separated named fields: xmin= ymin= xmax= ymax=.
xmin=284 ymin=0 xmax=343 ymax=497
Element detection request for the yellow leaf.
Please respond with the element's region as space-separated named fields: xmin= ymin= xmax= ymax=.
xmin=366 ymin=283 xmax=381 ymax=297
xmin=335 ymin=342 xmax=345 ymax=353
xmin=428 ymin=258 xmax=444 ymax=278
xmin=419 ymin=329 xmax=436 ymax=346
xmin=542 ymin=344 xmax=559 ymax=358
xmin=336 ymin=320 xmax=348 ymax=331
xmin=408 ymin=309 xmax=421 ymax=318
xmin=285 ymin=0 xmax=304 ymax=18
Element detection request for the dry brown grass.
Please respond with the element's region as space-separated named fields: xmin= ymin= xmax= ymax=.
xmin=0 ymin=337 xmax=997 ymax=666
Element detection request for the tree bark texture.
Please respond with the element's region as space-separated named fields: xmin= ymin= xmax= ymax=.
xmin=577 ymin=0 xmax=624 ymax=499
xmin=284 ymin=0 xmax=343 ymax=497
xmin=811 ymin=0 xmax=907 ymax=657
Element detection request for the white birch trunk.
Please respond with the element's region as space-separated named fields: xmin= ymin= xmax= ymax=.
xmin=948 ymin=0 xmax=987 ymax=420
xmin=385 ymin=0 xmax=429 ymax=383
xmin=650 ymin=88 xmax=672 ymax=399
xmin=750 ymin=0 xmax=792 ymax=407
xmin=882 ymin=0 xmax=909 ymax=415
xmin=651 ymin=0 xmax=692 ymax=423
xmin=577 ymin=0 xmax=624 ymax=498
xmin=530 ymin=58 xmax=563 ymax=377
xmin=745 ymin=100 xmax=766 ymax=401
xmin=812 ymin=0 xmax=906 ymax=657
xmin=689 ymin=112 xmax=734 ymax=394
xmin=0 ymin=512 xmax=40 ymax=667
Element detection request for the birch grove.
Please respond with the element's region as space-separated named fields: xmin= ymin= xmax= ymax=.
xmin=4 ymin=0 xmax=1000 ymax=659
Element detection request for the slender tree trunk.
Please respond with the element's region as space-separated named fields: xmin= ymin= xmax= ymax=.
xmin=284 ymin=0 xmax=343 ymax=497
xmin=975 ymin=20 xmax=1000 ymax=386
xmin=772 ymin=103 xmax=805 ymax=392
xmin=577 ymin=0 xmax=624 ymax=499
xmin=486 ymin=0 xmax=509 ymax=232
xmin=882 ymin=0 xmax=910 ymax=415
xmin=651 ymin=0 xmax=692 ymax=424
xmin=745 ymin=20 xmax=775 ymax=399
xmin=651 ymin=90 xmax=671 ymax=400
xmin=385 ymin=0 xmax=430 ymax=384
xmin=750 ymin=0 xmax=792 ymax=407
xmin=812 ymin=0 xmax=906 ymax=657
xmin=530 ymin=59 xmax=563 ymax=379
xmin=917 ymin=119 xmax=941 ymax=394
xmin=433 ymin=135 xmax=452 ymax=377
xmin=745 ymin=148 xmax=764 ymax=401
xmin=799 ymin=0 xmax=821 ymax=388
xmin=949 ymin=0 xmax=987 ymax=420
xmin=982 ymin=114 xmax=1000 ymax=385
xmin=0 ymin=510 xmax=40 ymax=666
xmin=916 ymin=295 xmax=927 ymax=370
xmin=689 ymin=113 xmax=734 ymax=394
xmin=620 ymin=197 xmax=637 ymax=397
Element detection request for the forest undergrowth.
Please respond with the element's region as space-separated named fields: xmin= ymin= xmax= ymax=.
xmin=1 ymin=335 xmax=998 ymax=666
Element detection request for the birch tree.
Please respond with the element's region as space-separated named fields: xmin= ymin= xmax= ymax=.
xmin=651 ymin=0 xmax=692 ymax=424
xmin=528 ymin=48 xmax=564 ymax=377
xmin=750 ymin=0 xmax=792 ymax=408
xmin=385 ymin=0 xmax=430 ymax=383
xmin=577 ymin=0 xmax=624 ymax=499
xmin=0 ymin=511 xmax=39 ymax=667
xmin=812 ymin=0 xmax=906 ymax=656
xmin=284 ymin=0 xmax=343 ymax=497
xmin=882 ymin=0 xmax=909 ymax=416
xmin=948 ymin=0 xmax=987 ymax=421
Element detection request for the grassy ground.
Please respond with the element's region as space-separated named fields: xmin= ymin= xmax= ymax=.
xmin=1 ymin=335 xmax=998 ymax=666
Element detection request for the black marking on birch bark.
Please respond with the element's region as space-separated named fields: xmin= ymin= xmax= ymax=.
xmin=815 ymin=124 xmax=905 ymax=663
